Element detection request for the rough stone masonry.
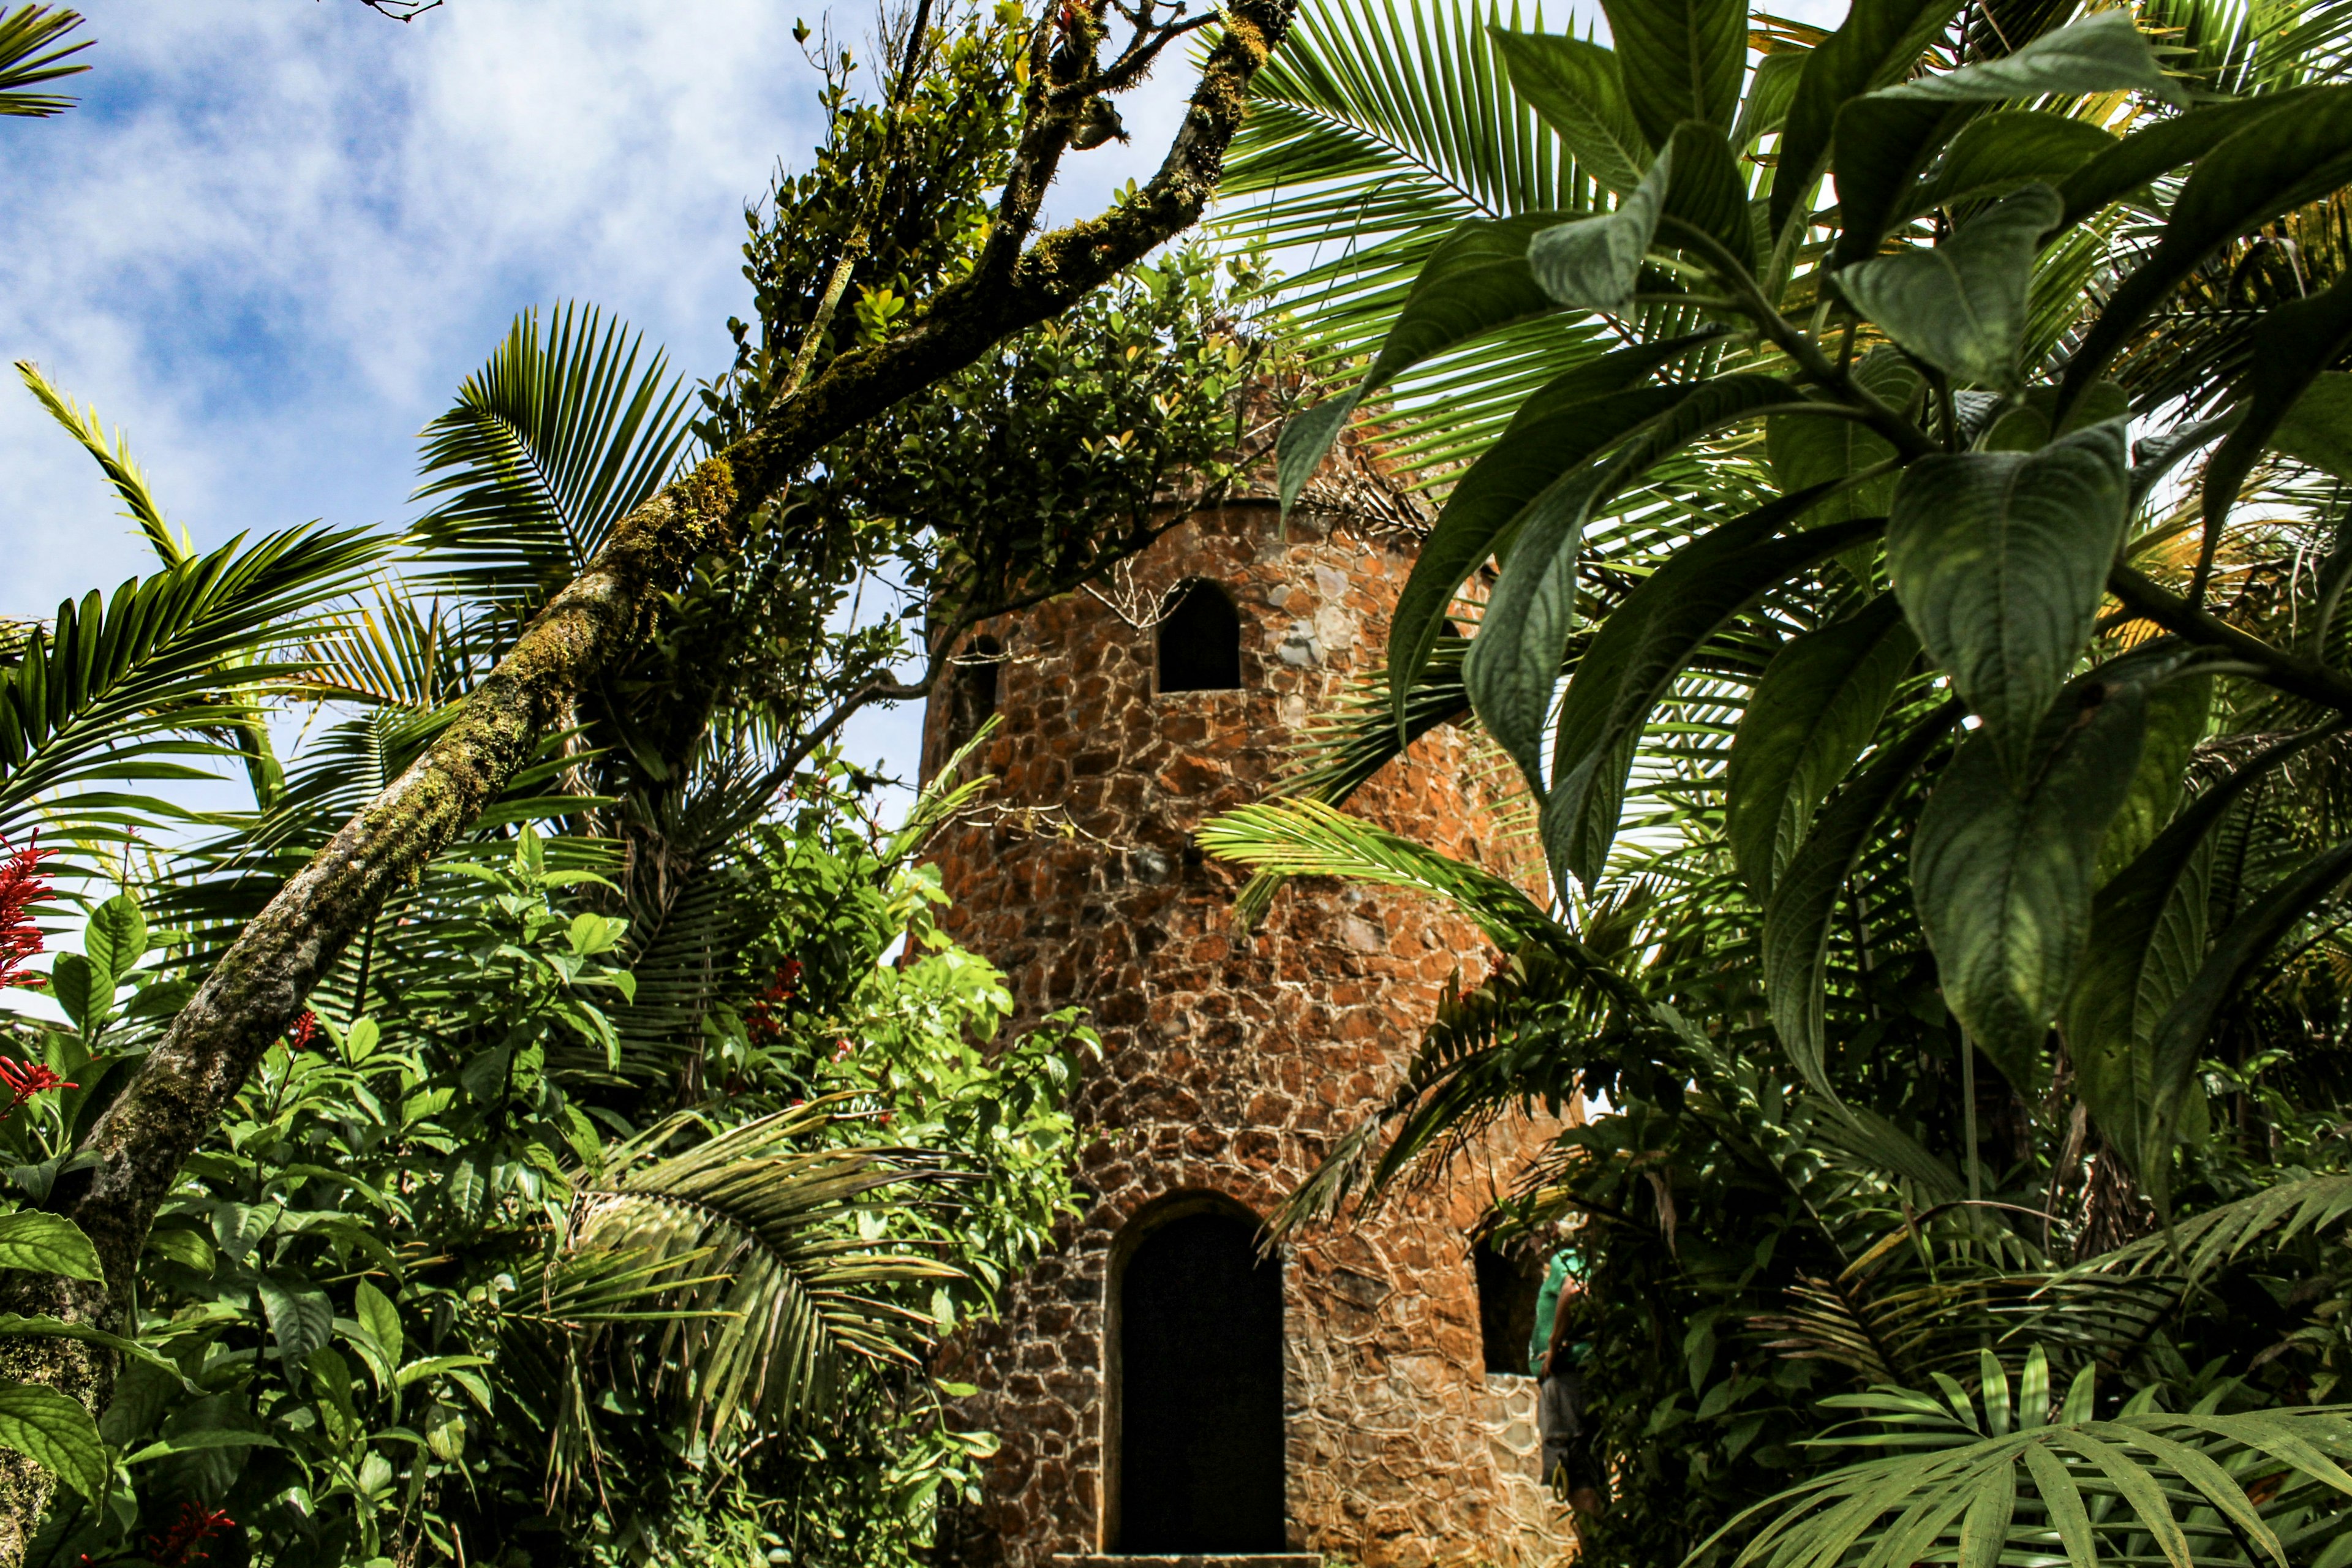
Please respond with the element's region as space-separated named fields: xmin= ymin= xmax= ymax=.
xmin=922 ymin=480 xmax=1578 ymax=1568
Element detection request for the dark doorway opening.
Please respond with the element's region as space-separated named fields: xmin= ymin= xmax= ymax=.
xmin=1474 ymin=1239 xmax=1544 ymax=1375
xmin=1117 ymin=1208 xmax=1284 ymax=1552
xmin=1156 ymin=581 xmax=1242 ymax=692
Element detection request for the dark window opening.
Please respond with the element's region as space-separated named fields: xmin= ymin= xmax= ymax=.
xmin=1118 ymin=1208 xmax=1284 ymax=1552
xmin=1474 ymin=1239 xmax=1544 ymax=1376
xmin=1157 ymin=581 xmax=1242 ymax=693
xmin=944 ymin=636 xmax=1001 ymax=755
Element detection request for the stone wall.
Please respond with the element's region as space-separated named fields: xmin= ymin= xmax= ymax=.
xmin=924 ymin=499 xmax=1573 ymax=1568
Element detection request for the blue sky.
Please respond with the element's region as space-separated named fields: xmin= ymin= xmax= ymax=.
xmin=0 ymin=0 xmax=1197 ymax=788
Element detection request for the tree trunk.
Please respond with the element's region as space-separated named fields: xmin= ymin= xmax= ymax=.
xmin=0 ymin=4 xmax=1294 ymax=1555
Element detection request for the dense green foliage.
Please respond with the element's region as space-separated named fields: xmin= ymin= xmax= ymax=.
xmin=1212 ymin=1 xmax=2352 ymax=1564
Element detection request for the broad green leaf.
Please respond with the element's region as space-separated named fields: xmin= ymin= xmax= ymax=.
xmin=1839 ymin=184 xmax=2062 ymax=391
xmin=1732 ymin=49 xmax=1805 ymax=156
xmin=1659 ymin=121 xmax=1757 ymax=274
xmin=2065 ymin=85 xmax=2352 ymax=407
xmin=1275 ymin=211 xmax=1578 ymax=508
xmin=2275 ymin=373 xmax=2352 ymax=480
xmin=1529 ymin=147 xmax=1671 ymax=313
xmin=1541 ymin=503 xmax=1885 ymax=886
xmin=2064 ymin=690 xmax=2285 ymax=1178
xmin=396 ymin=1353 xmax=493 ymax=1389
xmin=355 ymin=1278 xmax=402 ymax=1373
xmin=124 ymin=1428 xmax=281 ymax=1464
xmin=81 ymin=894 xmax=145 ymax=992
xmin=1885 ymin=419 xmax=2130 ymax=778
xmin=255 ymin=1273 xmax=333 ymax=1368
xmin=1463 ymin=374 xmax=1796 ymax=791
xmin=1913 ymin=663 xmax=2162 ymax=1091
xmin=45 ymin=952 xmax=96 ymax=1036
xmin=1387 ymin=337 xmax=1714 ymax=729
xmin=1729 ymin=594 xmax=1918 ymax=898
xmin=1765 ymin=701 xmax=1962 ymax=1095
xmin=2095 ymin=671 xmax=2211 ymax=884
xmin=1491 ymin=29 xmax=1649 ymax=194
xmin=210 ymin=1201 xmax=277 ymax=1265
xmin=1983 ymin=381 xmax=2130 ymax=454
xmin=2058 ymin=92 xmax=2313 ymax=227
xmin=1765 ymin=350 xmax=1918 ymax=527
xmin=0 ymin=1382 xmax=107 ymax=1502
xmin=1599 ymin=0 xmax=1744 ymax=150
xmin=144 ymin=1227 xmax=212 ymax=1275
xmin=2204 ymin=275 xmax=2352 ymax=544
xmin=1831 ymin=96 xmax=1972 ymax=266
xmin=1908 ymin=111 xmax=2118 ymax=219
xmin=0 ymin=1314 xmax=194 ymax=1389
xmin=0 ymin=1212 xmax=102 ymax=1283
xmin=1773 ymin=0 xmax=1966 ymax=237
xmin=1877 ymin=12 xmax=2186 ymax=107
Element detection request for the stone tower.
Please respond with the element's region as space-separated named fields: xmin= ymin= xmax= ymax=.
xmin=923 ymin=481 xmax=1574 ymax=1568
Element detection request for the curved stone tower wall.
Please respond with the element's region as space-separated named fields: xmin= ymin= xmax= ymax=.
xmin=924 ymin=497 xmax=1573 ymax=1568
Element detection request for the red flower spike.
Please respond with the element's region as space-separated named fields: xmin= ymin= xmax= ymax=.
xmin=287 ymin=1010 xmax=320 ymax=1051
xmin=0 ymin=835 xmax=52 ymax=993
xmin=146 ymin=1501 xmax=235 ymax=1567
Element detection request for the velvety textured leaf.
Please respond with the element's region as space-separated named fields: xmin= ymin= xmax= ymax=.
xmin=1599 ymin=0 xmax=1744 ymax=150
xmin=0 ymin=1213 xmax=102 ymax=1283
xmin=1276 ymin=211 xmax=1578 ymax=510
xmin=2065 ymin=721 xmax=2307 ymax=1180
xmin=1831 ymin=96 xmax=1973 ymax=267
xmin=1877 ymin=11 xmax=2185 ymax=106
xmin=0 ymin=1382 xmax=107 ymax=1502
xmin=2274 ymin=373 xmax=2352 ymax=480
xmin=1492 ymin=28 xmax=1649 ymax=194
xmin=1983 ymin=381 xmax=2130 ymax=454
xmin=1733 ymin=49 xmax=1805 ymax=156
xmin=1540 ymin=505 xmax=1885 ymax=886
xmin=1530 ymin=148 xmax=1671 ymax=313
xmin=2095 ymin=671 xmax=2211 ymax=885
xmin=81 ymin=892 xmax=145 ymax=990
xmin=1909 ymin=111 xmax=2117 ymax=219
xmin=1838 ymin=184 xmax=2063 ymax=390
xmin=1913 ymin=664 xmax=2163 ymax=1092
xmin=1765 ymin=701 xmax=1963 ymax=1095
xmin=1773 ymin=0 xmax=1966 ymax=238
xmin=1387 ymin=337 xmax=1717 ymax=731
xmin=1729 ymin=594 xmax=1920 ymax=898
xmin=1464 ymin=375 xmax=1796 ymax=791
xmin=2065 ymin=86 xmax=2352 ymax=407
xmin=1886 ymin=420 xmax=2130 ymax=778
xmin=2206 ymin=279 xmax=2352 ymax=540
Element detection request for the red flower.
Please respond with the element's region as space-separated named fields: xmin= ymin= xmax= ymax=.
xmin=743 ymin=958 xmax=805 ymax=1046
xmin=286 ymin=1010 xmax=320 ymax=1051
xmin=0 ymin=1056 xmax=75 ymax=1119
xmin=146 ymin=1501 xmax=235 ymax=1567
xmin=0 ymin=835 xmax=51 ymax=992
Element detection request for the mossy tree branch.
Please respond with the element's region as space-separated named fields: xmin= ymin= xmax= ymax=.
xmin=0 ymin=3 xmax=1294 ymax=1555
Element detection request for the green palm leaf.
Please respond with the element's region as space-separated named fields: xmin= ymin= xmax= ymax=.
xmin=0 ymin=526 xmax=387 ymax=848
xmin=568 ymin=1101 xmax=962 ymax=1437
xmin=412 ymin=303 xmax=696 ymax=613
xmin=0 ymin=5 xmax=88 ymax=118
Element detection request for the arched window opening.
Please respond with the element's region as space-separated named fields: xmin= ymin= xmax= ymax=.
xmin=1115 ymin=1203 xmax=1284 ymax=1552
xmin=1156 ymin=581 xmax=1242 ymax=693
xmin=944 ymin=636 xmax=1001 ymax=755
xmin=1473 ymin=1239 xmax=1545 ymax=1376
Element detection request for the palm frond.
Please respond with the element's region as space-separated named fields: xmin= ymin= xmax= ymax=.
xmin=0 ymin=526 xmax=388 ymax=848
xmin=0 ymin=6 xmax=89 ymax=118
xmin=1706 ymin=1356 xmax=2352 ymax=1568
xmin=2089 ymin=1172 xmax=2352 ymax=1284
xmin=411 ymin=303 xmax=695 ymax=615
xmin=568 ymin=1102 xmax=962 ymax=1438
xmin=15 ymin=361 xmax=191 ymax=565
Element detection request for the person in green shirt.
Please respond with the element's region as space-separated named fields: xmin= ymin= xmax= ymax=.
xmin=1530 ymin=1248 xmax=1604 ymax=1544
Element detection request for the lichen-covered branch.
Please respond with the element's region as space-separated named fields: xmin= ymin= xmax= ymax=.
xmin=0 ymin=4 xmax=1292 ymax=1554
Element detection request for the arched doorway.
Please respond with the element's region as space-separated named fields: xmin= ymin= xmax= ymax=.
xmin=1156 ymin=579 xmax=1243 ymax=692
xmin=1114 ymin=1201 xmax=1285 ymax=1553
